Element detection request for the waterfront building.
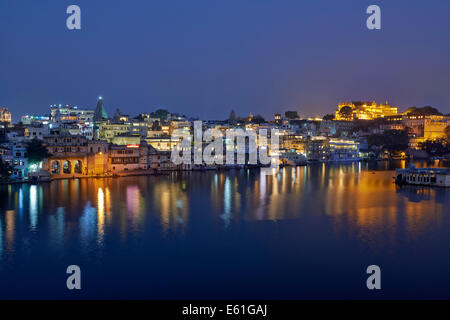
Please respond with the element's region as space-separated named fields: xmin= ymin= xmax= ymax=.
xmin=328 ymin=139 xmax=360 ymax=161
xmin=44 ymin=133 xmax=109 ymax=176
xmin=157 ymin=150 xmax=178 ymax=170
xmin=335 ymin=101 xmax=398 ymax=121
xmin=147 ymin=145 xmax=161 ymax=170
xmin=305 ymin=137 xmax=360 ymax=162
xmin=0 ymin=141 xmax=28 ymax=180
xmin=282 ymin=135 xmax=307 ymax=154
xmin=11 ymin=143 xmax=28 ymax=179
xmin=306 ymin=136 xmax=329 ymax=161
xmin=108 ymin=143 xmax=148 ymax=173
xmin=279 ymin=150 xmax=307 ymax=166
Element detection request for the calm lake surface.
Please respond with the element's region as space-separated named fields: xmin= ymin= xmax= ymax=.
xmin=0 ymin=160 xmax=449 ymax=299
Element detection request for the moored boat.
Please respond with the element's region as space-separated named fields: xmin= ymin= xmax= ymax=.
xmin=395 ymin=165 xmax=450 ymax=187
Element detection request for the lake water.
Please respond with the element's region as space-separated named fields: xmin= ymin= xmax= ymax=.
xmin=0 ymin=160 xmax=449 ymax=299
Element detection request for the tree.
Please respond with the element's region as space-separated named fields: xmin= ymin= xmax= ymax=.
xmin=405 ymin=106 xmax=442 ymax=116
xmin=251 ymin=114 xmax=266 ymax=124
xmin=445 ymin=125 xmax=450 ymax=141
xmin=322 ymin=114 xmax=335 ymax=121
xmin=26 ymin=138 xmax=51 ymax=165
xmin=285 ymin=111 xmax=299 ymax=120
xmin=0 ymin=158 xmax=12 ymax=180
xmin=367 ymin=129 xmax=409 ymax=153
xmin=339 ymin=106 xmax=353 ymax=120
xmin=113 ymin=108 xmax=122 ymax=122
xmin=419 ymin=139 xmax=449 ymax=156
xmin=150 ymin=109 xmax=170 ymax=121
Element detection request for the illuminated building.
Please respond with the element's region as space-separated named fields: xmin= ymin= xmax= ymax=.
xmin=21 ymin=115 xmax=50 ymax=126
xmin=43 ymin=133 xmax=109 ymax=176
xmin=274 ymin=113 xmax=282 ymax=126
xmin=145 ymin=137 xmax=179 ymax=151
xmin=50 ymin=104 xmax=94 ymax=123
xmin=335 ymin=101 xmax=398 ymax=121
xmin=306 ymin=136 xmax=328 ymax=161
xmin=328 ymin=139 xmax=360 ymax=161
xmin=108 ymin=143 xmax=148 ymax=172
xmin=0 ymin=108 xmax=12 ymax=123
xmin=306 ymin=137 xmax=359 ymax=161
xmin=110 ymin=135 xmax=141 ymax=146
xmin=9 ymin=143 xmax=28 ymax=179
xmin=402 ymin=114 xmax=450 ymax=148
xmin=402 ymin=115 xmax=450 ymax=139
xmin=318 ymin=120 xmax=354 ymax=136
xmin=282 ymin=135 xmax=307 ymax=154
xmin=169 ymin=120 xmax=191 ymax=135
xmin=97 ymin=122 xmax=131 ymax=142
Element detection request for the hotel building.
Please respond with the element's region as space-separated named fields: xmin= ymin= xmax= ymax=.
xmin=335 ymin=101 xmax=398 ymax=121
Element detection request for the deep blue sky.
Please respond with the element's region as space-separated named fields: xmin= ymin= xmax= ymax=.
xmin=1 ymin=0 xmax=450 ymax=122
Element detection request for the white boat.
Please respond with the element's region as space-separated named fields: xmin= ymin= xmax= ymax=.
xmin=395 ymin=165 xmax=450 ymax=187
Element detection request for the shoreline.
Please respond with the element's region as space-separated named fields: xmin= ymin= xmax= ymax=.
xmin=1 ymin=158 xmax=448 ymax=186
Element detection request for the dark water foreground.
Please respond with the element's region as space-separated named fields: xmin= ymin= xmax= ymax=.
xmin=0 ymin=160 xmax=449 ymax=299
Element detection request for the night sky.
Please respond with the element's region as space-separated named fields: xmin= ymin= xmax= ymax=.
xmin=1 ymin=0 xmax=450 ymax=122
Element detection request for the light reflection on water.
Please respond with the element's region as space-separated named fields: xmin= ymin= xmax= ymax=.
xmin=0 ymin=160 xmax=449 ymax=298
xmin=1 ymin=160 xmax=447 ymax=254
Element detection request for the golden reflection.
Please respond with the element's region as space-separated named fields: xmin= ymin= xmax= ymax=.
xmin=105 ymin=187 xmax=111 ymax=216
xmin=97 ymin=188 xmax=105 ymax=238
xmin=328 ymin=169 xmax=445 ymax=250
xmin=156 ymin=182 xmax=189 ymax=235
xmin=5 ymin=210 xmax=15 ymax=252
xmin=161 ymin=191 xmax=170 ymax=231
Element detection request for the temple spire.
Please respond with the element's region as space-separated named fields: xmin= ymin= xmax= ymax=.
xmin=94 ymin=96 xmax=108 ymax=121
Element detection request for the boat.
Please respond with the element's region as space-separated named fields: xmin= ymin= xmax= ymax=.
xmin=395 ymin=165 xmax=450 ymax=187
xmin=279 ymin=151 xmax=307 ymax=166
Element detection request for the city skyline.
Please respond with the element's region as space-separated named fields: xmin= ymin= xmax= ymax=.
xmin=1 ymin=0 xmax=450 ymax=121
xmin=1 ymin=1 xmax=450 ymax=304
xmin=3 ymin=96 xmax=450 ymax=124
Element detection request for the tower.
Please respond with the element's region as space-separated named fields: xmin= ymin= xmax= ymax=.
xmin=94 ymin=96 xmax=108 ymax=122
